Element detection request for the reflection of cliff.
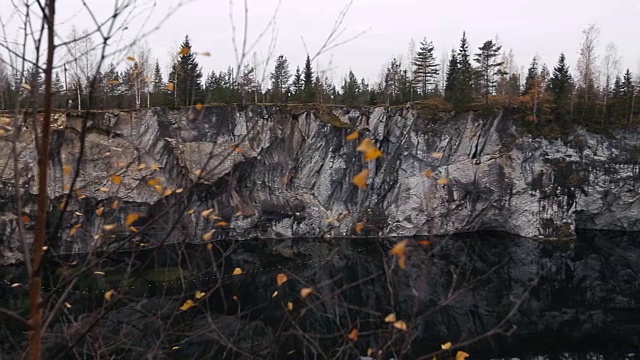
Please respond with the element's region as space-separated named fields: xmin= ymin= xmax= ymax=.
xmin=4 ymin=105 xmax=640 ymax=264
xmin=1 ymin=231 xmax=638 ymax=358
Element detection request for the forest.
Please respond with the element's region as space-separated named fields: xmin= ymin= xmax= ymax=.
xmin=1 ymin=24 xmax=637 ymax=134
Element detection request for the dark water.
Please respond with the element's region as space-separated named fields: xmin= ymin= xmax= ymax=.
xmin=1 ymin=230 xmax=639 ymax=359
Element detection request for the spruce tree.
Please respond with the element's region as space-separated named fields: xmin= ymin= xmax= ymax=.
xmin=341 ymin=70 xmax=361 ymax=106
xmin=444 ymin=50 xmax=459 ymax=102
xmin=412 ymin=38 xmax=439 ymax=97
xmin=548 ymin=53 xmax=574 ymax=123
xmin=303 ymin=55 xmax=315 ymax=103
xmin=269 ymin=55 xmax=291 ymax=103
xmin=473 ymin=39 xmax=503 ymax=104
xmin=454 ymin=32 xmax=474 ymax=109
xmin=523 ymin=56 xmax=539 ymax=96
xmin=291 ymin=66 xmax=303 ymax=102
xmin=168 ymin=35 xmax=203 ymax=106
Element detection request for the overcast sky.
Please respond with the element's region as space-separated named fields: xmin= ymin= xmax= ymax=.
xmin=3 ymin=0 xmax=640 ymax=84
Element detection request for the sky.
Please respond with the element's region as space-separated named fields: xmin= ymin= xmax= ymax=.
xmin=2 ymin=0 xmax=640 ymax=85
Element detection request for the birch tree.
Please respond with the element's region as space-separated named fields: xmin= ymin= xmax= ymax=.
xmin=600 ymin=42 xmax=620 ymax=123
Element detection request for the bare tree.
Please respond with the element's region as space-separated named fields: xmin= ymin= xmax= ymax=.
xmin=600 ymin=41 xmax=621 ymax=124
xmin=577 ymin=24 xmax=600 ymax=121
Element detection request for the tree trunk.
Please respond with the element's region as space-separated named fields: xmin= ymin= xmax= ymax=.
xmin=30 ymin=1 xmax=56 ymax=359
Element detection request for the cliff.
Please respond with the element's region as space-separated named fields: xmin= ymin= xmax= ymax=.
xmin=2 ymin=105 xmax=640 ymax=263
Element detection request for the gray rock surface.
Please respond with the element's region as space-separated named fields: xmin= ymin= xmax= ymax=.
xmin=1 ymin=105 xmax=640 ymax=263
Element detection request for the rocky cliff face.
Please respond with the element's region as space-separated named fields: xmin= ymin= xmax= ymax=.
xmin=2 ymin=105 xmax=640 ymax=263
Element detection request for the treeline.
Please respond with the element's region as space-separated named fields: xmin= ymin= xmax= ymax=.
xmin=0 ymin=25 xmax=637 ymax=130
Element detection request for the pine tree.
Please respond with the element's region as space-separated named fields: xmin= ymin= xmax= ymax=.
xmin=412 ymin=38 xmax=439 ymax=97
xmin=474 ymin=39 xmax=503 ymax=104
xmin=444 ymin=50 xmax=459 ymax=103
xmin=269 ymin=55 xmax=291 ymax=103
xmin=168 ymin=35 xmax=203 ymax=106
xmin=454 ymin=32 xmax=474 ymax=109
xmin=303 ymin=55 xmax=315 ymax=103
xmin=548 ymin=53 xmax=574 ymax=123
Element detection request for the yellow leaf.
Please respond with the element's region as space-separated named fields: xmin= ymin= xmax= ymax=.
xmin=64 ymin=302 xmax=72 ymax=309
xmin=287 ymin=302 xmax=293 ymax=311
xmin=74 ymin=211 xmax=83 ymax=216
xmin=163 ymin=189 xmax=173 ymax=197
xmin=398 ymin=255 xmax=407 ymax=269
xmin=104 ymin=290 xmax=114 ymax=301
xmin=431 ymin=152 xmax=444 ymax=159
xmin=200 ymin=51 xmax=211 ymax=57
xmin=59 ymin=200 xmax=67 ymax=210
xmin=187 ymin=209 xmax=195 ymax=214
xmin=175 ymin=188 xmax=184 ymax=193
xmin=202 ymin=229 xmax=216 ymax=241
xmin=117 ymin=162 xmax=127 ymax=168
xmin=346 ymin=130 xmax=360 ymax=140
xmin=179 ymin=299 xmax=195 ymax=311
xmin=437 ymin=177 xmax=449 ymax=185
xmin=215 ymin=221 xmax=230 ymax=227
xmin=126 ymin=56 xmax=136 ymax=62
xmin=0 ymin=129 xmax=5 ymax=137
xmin=347 ymin=328 xmax=359 ymax=341
xmin=424 ymin=168 xmax=433 ymax=178
xmin=42 ymin=246 xmax=48 ymax=251
xmin=125 ymin=213 xmax=140 ymax=226
xmin=194 ymin=169 xmax=203 ymax=176
xmin=69 ymin=223 xmax=82 ymax=237
xmin=352 ymin=169 xmax=369 ymax=190
xmin=129 ymin=226 xmax=138 ymax=232
xmin=94 ymin=271 xmax=105 ymax=275
xmin=63 ymin=185 xmax=71 ymax=191
xmin=167 ymin=82 xmax=175 ymax=91
xmin=206 ymin=243 xmax=214 ymax=250
xmin=418 ymin=239 xmax=432 ymax=246
xmin=21 ymin=215 xmax=30 ymax=223
xmin=151 ymin=163 xmax=161 ymax=170
xmin=107 ymin=79 xmax=120 ymax=85
xmin=234 ymin=146 xmax=243 ymax=153
xmin=64 ymin=165 xmax=72 ymax=175
xmin=384 ymin=313 xmax=397 ymax=323
xmin=195 ymin=103 xmax=204 ymax=111
xmin=367 ymin=348 xmax=375 ymax=357
xmin=390 ymin=239 xmax=408 ymax=257
xmin=232 ymin=267 xmax=243 ymax=275
xmin=103 ymin=223 xmax=117 ymax=231
xmin=364 ymin=147 xmax=383 ymax=161
xmin=99 ymin=187 xmax=110 ymax=193
xmin=95 ymin=207 xmax=105 ymax=216
xmin=147 ymin=178 xmax=160 ymax=186
xmin=456 ymin=351 xmax=470 ymax=360
xmin=10 ymin=282 xmax=22 ymax=288
xmin=356 ymin=138 xmax=383 ymax=161
xmin=276 ymin=273 xmax=288 ymax=286
xmin=300 ymin=287 xmax=313 ymax=299
xmin=180 ymin=46 xmax=190 ymax=56
xmin=154 ymin=185 xmax=164 ymax=194
xmin=441 ymin=342 xmax=452 ymax=350
xmin=355 ymin=222 xmax=364 ymax=233
xmin=201 ymin=209 xmax=215 ymax=218
xmin=393 ymin=320 xmax=408 ymax=331
xmin=195 ymin=291 xmax=206 ymax=299
xmin=137 ymin=163 xmax=147 ymax=170
xmin=21 ymin=83 xmax=31 ymax=90
xmin=112 ymin=200 xmax=120 ymax=209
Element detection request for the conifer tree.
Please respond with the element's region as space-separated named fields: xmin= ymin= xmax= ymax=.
xmin=548 ymin=53 xmax=574 ymax=123
xmin=303 ymin=55 xmax=315 ymax=103
xmin=474 ymin=39 xmax=503 ymax=104
xmin=444 ymin=50 xmax=459 ymax=103
xmin=454 ymin=32 xmax=474 ymax=109
xmin=270 ymin=55 xmax=291 ymax=103
xmin=523 ymin=56 xmax=539 ymax=96
xmin=291 ymin=66 xmax=303 ymax=102
xmin=168 ymin=35 xmax=203 ymax=106
xmin=412 ymin=38 xmax=439 ymax=97
xmin=341 ymin=70 xmax=361 ymax=106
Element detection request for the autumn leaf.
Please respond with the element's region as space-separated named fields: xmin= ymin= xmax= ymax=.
xmin=195 ymin=291 xmax=206 ymax=299
xmin=112 ymin=200 xmax=120 ymax=209
xmin=232 ymin=267 xmax=243 ymax=275
xmin=69 ymin=223 xmax=82 ymax=237
xmin=129 ymin=226 xmax=139 ymax=232
xmin=167 ymin=82 xmax=175 ymax=91
xmin=201 ymin=209 xmax=215 ymax=218
xmin=111 ymin=175 xmax=122 ymax=184
xmin=103 ymin=223 xmax=117 ymax=231
xmin=151 ymin=163 xmax=161 ymax=170
xmin=104 ymin=290 xmax=114 ymax=301
xmin=367 ymin=348 xmax=375 ymax=357
xmin=11 ymin=283 xmax=22 ymax=288
xmin=179 ymin=299 xmax=195 ymax=311
xmin=199 ymin=51 xmax=211 ymax=56
xmin=356 ymin=138 xmax=383 ymax=161
xmin=107 ymin=79 xmax=120 ymax=85
xmin=63 ymin=185 xmax=71 ymax=192
xmin=94 ymin=271 xmax=105 ymax=275
xmin=147 ymin=178 xmax=160 ymax=186
xmin=272 ymin=290 xmax=279 ymax=297
xmin=215 ymin=221 xmax=230 ymax=227
xmin=21 ymin=215 xmax=30 ymax=223
xmin=194 ymin=169 xmax=203 ymax=176
xmin=137 ymin=163 xmax=147 ymax=170
xmin=202 ymin=229 xmax=216 ymax=241
xmin=175 ymin=188 xmax=184 ymax=193
xmin=352 ymin=169 xmax=369 ymax=190
xmin=96 ymin=207 xmax=105 ymax=216
xmin=437 ymin=177 xmax=449 ymax=185
xmin=347 ymin=328 xmax=359 ymax=342
xmin=300 ymin=287 xmax=313 ymax=299
xmin=390 ymin=239 xmax=408 ymax=257
xmin=21 ymin=83 xmax=31 ymax=90
xmin=431 ymin=152 xmax=444 ymax=159
xmin=64 ymin=165 xmax=72 ymax=175
xmin=456 ymin=351 xmax=470 ymax=360
xmin=287 ymin=302 xmax=294 ymax=311
xmin=384 ymin=313 xmax=397 ymax=323
xmin=346 ymin=130 xmax=360 ymax=140
xmin=125 ymin=213 xmax=140 ymax=226
xmin=276 ymin=273 xmax=288 ymax=286
xmin=180 ymin=46 xmax=190 ymax=56
xmin=154 ymin=185 xmax=164 ymax=194
xmin=126 ymin=56 xmax=136 ymax=62
xmin=398 ymin=255 xmax=407 ymax=269
xmin=195 ymin=103 xmax=204 ymax=111
xmin=163 ymin=189 xmax=173 ymax=197
xmin=355 ymin=222 xmax=364 ymax=233
xmin=0 ymin=129 xmax=5 ymax=137
xmin=424 ymin=168 xmax=433 ymax=177
xmin=441 ymin=342 xmax=452 ymax=350
xmin=99 ymin=187 xmax=110 ymax=193
xmin=206 ymin=243 xmax=214 ymax=250
xmin=393 ymin=320 xmax=408 ymax=331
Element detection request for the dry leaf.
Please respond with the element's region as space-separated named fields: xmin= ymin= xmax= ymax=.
xmin=147 ymin=178 xmax=160 ymax=186
xmin=456 ymin=351 xmax=470 ymax=360
xmin=42 ymin=246 xmax=48 ymax=251
xmin=94 ymin=271 xmax=105 ymax=275
xmin=167 ymin=82 xmax=175 ymax=91
xmin=215 ymin=221 xmax=230 ymax=227
xmin=129 ymin=226 xmax=139 ymax=232
xmin=195 ymin=103 xmax=204 ymax=111
xmin=0 ymin=129 xmax=5 ymax=137
xmin=11 ymin=283 xmax=22 ymax=288
xmin=179 ymin=299 xmax=195 ymax=311
xmin=180 ymin=46 xmax=190 ymax=56
xmin=201 ymin=209 xmax=215 ymax=218
xmin=163 ymin=189 xmax=173 ymax=197
xmin=103 ymin=223 xmax=117 ymax=231
xmin=418 ymin=240 xmax=432 ymax=246
xmin=21 ymin=83 xmax=31 ymax=90
xmin=206 ymin=243 xmax=214 ymax=250
xmin=276 ymin=273 xmax=288 ymax=286
xmin=352 ymin=169 xmax=369 ymax=190
xmin=393 ymin=320 xmax=408 ymax=331
xmin=126 ymin=56 xmax=136 ymax=62
xmin=154 ymin=185 xmax=164 ymax=194
xmin=346 ymin=130 xmax=360 ymax=140
xmin=107 ymin=79 xmax=120 ymax=85
xmin=95 ymin=207 xmax=105 ymax=216
xmin=424 ymin=168 xmax=433 ymax=177
xmin=137 ymin=163 xmax=147 ymax=170
xmin=367 ymin=348 xmax=375 ymax=357
xmin=202 ymin=229 xmax=216 ymax=241
xmin=287 ymin=302 xmax=293 ymax=311
xmin=390 ymin=239 xmax=408 ymax=257
xmin=111 ymin=200 xmax=120 ymax=209
xmin=195 ymin=291 xmax=206 ymax=299
xmin=441 ymin=342 xmax=452 ymax=350
xmin=232 ymin=267 xmax=243 ymax=275
xmin=384 ymin=313 xmax=397 ymax=323
xmin=64 ymin=165 xmax=72 ymax=175
xmin=104 ymin=290 xmax=114 ymax=301
xmin=356 ymin=138 xmax=383 ymax=161
xmin=69 ymin=224 xmax=82 ymax=237
xmin=200 ymin=51 xmax=211 ymax=56
xmin=300 ymin=287 xmax=313 ymax=299
xmin=99 ymin=187 xmax=110 ymax=193
xmin=21 ymin=215 xmax=30 ymax=223
xmin=63 ymin=185 xmax=71 ymax=191
xmin=431 ymin=152 xmax=444 ymax=159
xmin=437 ymin=177 xmax=449 ymax=185
xmin=355 ymin=222 xmax=364 ymax=233
xmin=194 ymin=169 xmax=203 ymax=176
xmin=347 ymin=328 xmax=359 ymax=341
xmin=398 ymin=255 xmax=407 ymax=269
xmin=175 ymin=188 xmax=184 ymax=193
xmin=125 ymin=213 xmax=140 ymax=226
xmin=151 ymin=163 xmax=161 ymax=170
